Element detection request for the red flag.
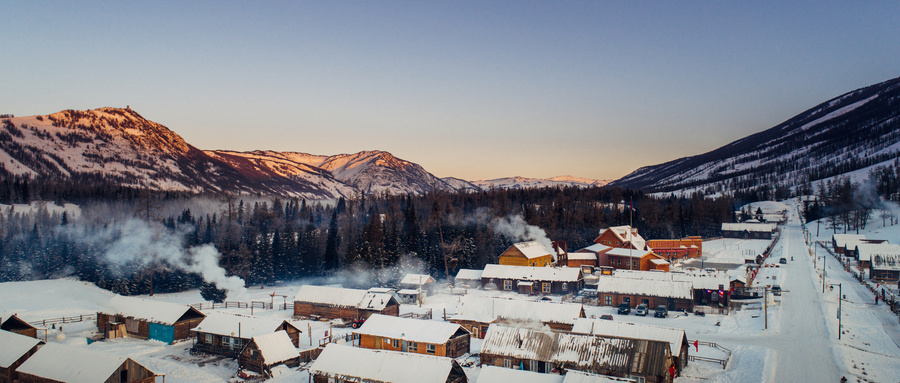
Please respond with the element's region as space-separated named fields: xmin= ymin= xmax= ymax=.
xmin=693 ymin=340 xmax=699 ymax=352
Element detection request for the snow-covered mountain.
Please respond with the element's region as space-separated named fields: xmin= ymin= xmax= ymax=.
xmin=0 ymin=108 xmax=453 ymax=199
xmin=610 ymin=75 xmax=900 ymax=195
xmin=472 ymin=175 xmax=611 ymax=190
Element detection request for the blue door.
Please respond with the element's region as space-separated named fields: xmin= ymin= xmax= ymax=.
xmin=148 ymin=323 xmax=175 ymax=344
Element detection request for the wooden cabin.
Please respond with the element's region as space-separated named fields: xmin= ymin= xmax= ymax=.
xmin=572 ymin=318 xmax=689 ymax=376
xmin=603 ymin=248 xmax=669 ymax=272
xmin=481 ymin=264 xmax=583 ymax=295
xmin=592 ymin=277 xmax=694 ymax=312
xmin=1 ymin=315 xmax=37 ymax=338
xmin=498 ymin=241 xmax=554 ymax=267
xmin=870 ymin=248 xmax=900 ymax=283
xmin=97 ymin=296 xmax=206 ymax=344
xmin=831 ymin=234 xmax=867 ymax=255
xmin=309 ymin=344 xmax=468 ymax=383
xmin=613 ymin=269 xmax=730 ymax=307
xmin=646 ymin=236 xmax=703 ymax=260
xmin=593 ymin=226 xmax=647 ymax=250
xmin=293 ymin=285 xmax=400 ymax=321
xmin=0 ymin=330 xmax=43 ymax=383
xmin=477 ymin=366 xmax=627 ymax=383
xmin=192 ymin=312 xmax=301 ymax=357
xmin=721 ymin=223 xmax=776 ymax=239
xmin=481 ymin=324 xmax=671 ymax=382
xmin=15 ymin=343 xmax=157 ymax=383
xmin=454 ymin=269 xmax=483 ymax=288
xmin=354 ymin=314 xmax=471 ymax=358
xmin=449 ymin=296 xmax=585 ymax=338
xmin=238 ymin=331 xmax=302 ymax=376
xmin=399 ymin=273 xmax=437 ymax=294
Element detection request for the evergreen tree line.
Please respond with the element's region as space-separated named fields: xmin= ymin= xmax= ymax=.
xmin=1 ymin=185 xmax=736 ymax=296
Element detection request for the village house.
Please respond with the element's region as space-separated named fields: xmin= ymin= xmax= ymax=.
xmin=867 ymin=244 xmax=900 ymax=282
xmin=843 ymin=238 xmax=888 ymax=259
xmin=854 ymin=242 xmax=897 ymax=272
xmin=603 ymin=248 xmax=670 ymax=272
xmin=0 ymin=330 xmax=43 ymax=383
xmin=15 ymin=343 xmax=157 ymax=383
xmin=477 ymin=366 xmax=636 ymax=383
xmin=721 ymin=223 xmax=776 ymax=239
xmin=831 ymin=234 xmax=867 ymax=255
xmin=353 ymin=314 xmax=471 ymax=358
xmin=453 ymin=269 xmax=483 ymax=288
xmin=569 ymin=244 xmax=613 ymax=268
xmin=293 ymin=285 xmax=400 ymax=321
xmin=591 ymin=277 xmax=694 ymax=311
xmin=480 ymin=324 xmax=672 ymax=383
xmin=646 ymin=237 xmax=703 ymax=260
xmin=96 ymin=296 xmax=206 ymax=344
xmin=572 ymin=318 xmax=689 ymax=376
xmin=612 ymin=270 xmax=730 ymax=307
xmin=1 ymin=315 xmax=38 ymax=338
xmin=399 ymin=273 xmax=437 ymax=294
xmin=191 ymin=312 xmax=302 ymax=357
xmin=593 ymin=226 xmax=647 ymax=250
xmin=238 ymin=331 xmax=302 ymax=376
xmin=309 ymin=343 xmax=468 ymax=383
xmin=481 ymin=264 xmax=584 ymax=295
xmin=449 ymin=296 xmax=585 ymax=338
xmin=499 ymin=241 xmax=555 ymax=267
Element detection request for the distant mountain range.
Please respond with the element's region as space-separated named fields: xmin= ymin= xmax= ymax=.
xmin=610 ymin=75 xmax=900 ymax=195
xmin=0 ymin=108 xmax=608 ymax=199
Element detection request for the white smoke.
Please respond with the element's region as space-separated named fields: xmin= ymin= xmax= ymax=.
xmin=491 ymin=215 xmax=555 ymax=259
xmin=64 ymin=218 xmax=248 ymax=300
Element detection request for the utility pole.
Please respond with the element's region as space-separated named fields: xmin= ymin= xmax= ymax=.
xmin=764 ymin=286 xmax=768 ymax=330
xmin=822 ymin=255 xmax=826 ymax=293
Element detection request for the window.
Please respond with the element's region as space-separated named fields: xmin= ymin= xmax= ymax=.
xmin=504 ymin=280 xmax=512 ymax=291
xmin=125 ymin=318 xmax=139 ymax=333
xmin=561 ymin=282 xmax=568 ymax=291
xmin=223 ymin=336 xmax=231 ymax=348
xmin=633 ymin=260 xmax=639 ymax=268
xmin=605 ymin=296 xmax=612 ymax=306
xmin=542 ymin=283 xmax=551 ymax=293
xmin=504 ymin=359 xmax=512 ymax=368
xmin=426 ymin=344 xmax=436 ymax=354
xmin=392 ymin=339 xmax=399 ymax=348
xmin=409 ymin=342 xmax=418 ymax=352
xmin=204 ymin=334 xmax=212 ymax=344
xmin=529 ymin=360 xmax=538 ymax=371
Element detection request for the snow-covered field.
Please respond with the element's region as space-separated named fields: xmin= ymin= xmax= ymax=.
xmin=2 ymin=200 xmax=900 ymax=382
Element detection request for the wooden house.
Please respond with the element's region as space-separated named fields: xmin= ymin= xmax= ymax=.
xmin=1 ymin=315 xmax=37 ymax=338
xmin=572 ymin=318 xmax=689 ymax=376
xmin=477 ymin=365 xmax=635 ymax=383
xmin=831 ymin=234 xmax=867 ymax=255
xmin=593 ymin=226 xmax=647 ymax=250
xmin=854 ymin=242 xmax=897 ymax=271
xmin=499 ymin=241 xmax=554 ymax=267
xmin=309 ymin=344 xmax=468 ymax=383
xmin=354 ymin=314 xmax=471 ymax=358
xmin=238 ymin=331 xmax=302 ymax=376
xmin=646 ymin=236 xmax=703 ymax=260
xmin=592 ymin=277 xmax=694 ymax=312
xmin=603 ymin=248 xmax=669 ymax=272
xmin=449 ymin=296 xmax=585 ymax=338
xmin=613 ymin=270 xmax=730 ymax=306
xmin=721 ymin=223 xmax=776 ymax=239
xmin=97 ymin=296 xmax=206 ymax=344
xmin=191 ymin=312 xmax=301 ymax=357
xmin=569 ymin=244 xmax=612 ymax=268
xmin=16 ymin=343 xmax=157 ymax=383
xmin=293 ymin=285 xmax=400 ymax=320
xmin=480 ymin=324 xmax=672 ymax=383
xmin=454 ymin=269 xmax=483 ymax=288
xmin=868 ymin=244 xmax=900 ymax=282
xmin=481 ymin=264 xmax=583 ymax=295
xmin=399 ymin=273 xmax=437 ymax=294
xmin=0 ymin=330 xmax=43 ymax=383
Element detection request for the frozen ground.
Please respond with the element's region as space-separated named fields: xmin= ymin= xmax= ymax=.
xmin=2 ymin=200 xmax=899 ymax=382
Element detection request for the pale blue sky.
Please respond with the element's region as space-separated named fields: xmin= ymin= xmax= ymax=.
xmin=4 ymin=2 xmax=899 ymax=180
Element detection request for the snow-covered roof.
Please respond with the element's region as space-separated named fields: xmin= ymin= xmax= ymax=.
xmin=571 ymin=318 xmax=686 ymax=355
xmin=613 ymin=269 xmax=729 ymax=291
xmin=481 ymin=324 xmax=668 ymax=377
xmin=507 ymin=241 xmax=554 ymax=259
xmin=649 ymin=258 xmax=669 ymax=265
xmin=871 ymin=249 xmax=900 ymax=271
xmin=400 ymin=274 xmax=436 ymax=286
xmin=309 ymin=343 xmax=460 ymax=383
xmin=593 ymin=277 xmax=693 ymax=299
xmin=604 ymin=248 xmax=656 ymax=259
xmin=568 ymin=252 xmax=598 ymax=261
xmin=192 ymin=312 xmax=297 ymax=338
xmin=397 ymin=289 xmax=421 ymax=295
xmin=252 ymin=331 xmax=300 ymax=366
xmin=16 ymin=343 xmax=145 ymax=383
xmin=0 ymin=330 xmax=41 ymax=368
xmin=455 ymin=269 xmax=483 ymax=280
xmin=99 ymin=295 xmax=204 ymax=326
xmin=721 ymin=223 xmax=777 ymax=233
xmin=606 ymin=226 xmax=647 ymax=250
xmin=477 ymin=366 xmax=564 ymax=383
xmin=855 ymin=243 xmax=900 ymax=262
xmin=577 ymin=244 xmax=612 ymax=253
xmin=354 ymin=314 xmax=466 ymax=344
xmin=833 ymin=234 xmax=867 ymax=248
xmin=563 ymin=370 xmax=636 ymax=383
xmin=293 ymin=285 xmax=396 ymax=311
xmin=482 ymin=264 xmax=583 ymax=282
xmin=452 ymin=296 xmax=584 ymax=325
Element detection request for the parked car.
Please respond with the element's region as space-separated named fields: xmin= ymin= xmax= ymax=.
xmin=779 ymin=258 xmax=787 ymax=264
xmin=599 ymin=314 xmax=614 ymax=321
xmin=635 ymin=303 xmax=649 ymax=316
xmin=617 ymin=303 xmax=631 ymax=314
xmin=654 ymin=306 xmax=668 ymax=318
xmin=771 ymin=285 xmax=782 ymax=296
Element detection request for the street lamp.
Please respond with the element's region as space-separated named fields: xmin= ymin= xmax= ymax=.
xmin=827 ymin=283 xmax=842 ymax=340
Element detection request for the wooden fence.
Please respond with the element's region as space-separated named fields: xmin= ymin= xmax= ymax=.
xmin=29 ymin=314 xmax=96 ymax=327
xmin=190 ymin=301 xmax=249 ymax=310
xmin=400 ymin=308 xmax=433 ymax=320
xmin=687 ymin=340 xmax=731 ymax=369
